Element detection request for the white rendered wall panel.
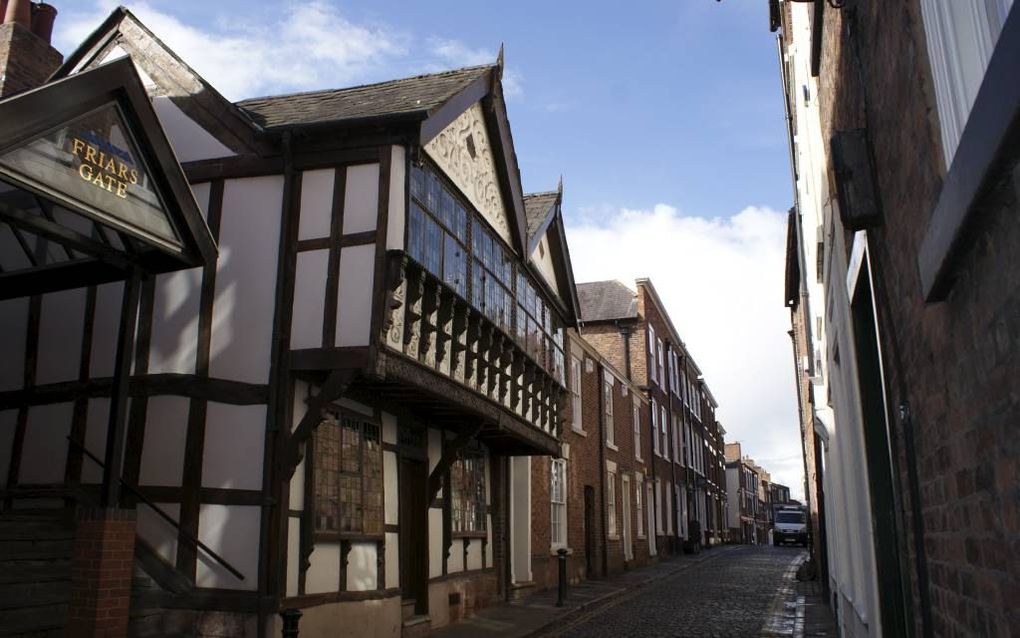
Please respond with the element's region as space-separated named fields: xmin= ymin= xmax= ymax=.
xmin=152 ymin=97 xmax=236 ymax=163
xmin=385 ymin=532 xmax=399 ymax=589
xmin=202 ymin=403 xmax=265 ymax=490
xmin=137 ymin=502 xmax=180 ymax=565
xmin=292 ymin=380 xmax=309 ymax=432
xmin=427 ymin=429 xmax=441 ymax=474
xmin=384 ymin=451 xmax=398 ymax=525
xmin=196 ymin=504 xmax=260 ymax=590
xmin=342 ymin=163 xmax=379 ymax=235
xmin=381 ymin=411 xmax=397 ymax=445
xmin=530 ymin=234 xmax=561 ymax=298
xmin=149 ymin=268 xmax=202 ymax=375
xmin=306 ymin=542 xmax=341 ymax=594
xmin=447 ymin=541 xmax=464 ymax=573
xmin=89 ymin=282 xmax=124 ymax=379
xmin=0 ymin=410 xmax=16 ymax=486
xmin=0 ymin=299 xmax=27 ymax=390
xmin=81 ymin=398 xmax=110 ymax=484
xmin=138 ymin=395 xmax=189 ymax=486
xmin=209 ymin=176 xmax=283 ymax=384
xmin=20 ymin=403 xmax=73 ymax=483
xmin=346 ymin=542 xmax=378 ymax=591
xmin=335 ymin=244 xmax=374 ymax=347
xmin=466 ymin=539 xmax=483 ymax=571
xmin=36 ymin=289 xmax=86 ymax=384
xmin=191 ymin=182 xmax=212 ymax=219
xmin=290 ymin=457 xmax=305 ymax=512
xmin=428 ymin=508 xmax=443 ymax=579
xmin=298 ymin=169 xmax=335 ymax=241
xmin=386 ymin=146 xmax=405 ymax=250
xmin=287 ymin=517 xmax=301 ymax=597
xmin=291 ymin=250 xmax=328 ymax=349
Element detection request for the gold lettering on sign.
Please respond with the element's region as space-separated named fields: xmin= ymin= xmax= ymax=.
xmin=70 ymin=137 xmax=138 ymax=199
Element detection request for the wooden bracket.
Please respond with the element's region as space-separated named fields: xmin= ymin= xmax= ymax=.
xmin=285 ymin=369 xmax=357 ymax=478
xmin=427 ymin=420 xmax=485 ymax=507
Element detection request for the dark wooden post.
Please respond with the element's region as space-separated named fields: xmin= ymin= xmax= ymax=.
xmin=101 ymin=268 xmax=141 ymax=507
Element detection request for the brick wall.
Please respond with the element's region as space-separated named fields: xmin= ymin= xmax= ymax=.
xmin=0 ymin=22 xmax=63 ymax=98
xmin=814 ymin=2 xmax=1020 ymax=635
xmin=68 ymin=508 xmax=137 ymax=638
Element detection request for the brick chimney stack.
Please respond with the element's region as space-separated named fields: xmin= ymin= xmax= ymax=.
xmin=0 ymin=1 xmax=62 ymax=98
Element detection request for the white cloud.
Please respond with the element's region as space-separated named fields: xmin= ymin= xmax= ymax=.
xmin=55 ymin=3 xmax=523 ymax=102
xmin=566 ymin=204 xmax=805 ymax=500
xmin=55 ymin=1 xmax=405 ymax=100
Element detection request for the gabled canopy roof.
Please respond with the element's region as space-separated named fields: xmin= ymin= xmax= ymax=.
xmin=0 ymin=58 xmax=216 ymax=299
xmin=524 ymin=190 xmax=559 ymax=248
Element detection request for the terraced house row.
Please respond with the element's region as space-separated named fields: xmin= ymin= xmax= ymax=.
xmin=0 ymin=3 xmax=727 ymax=637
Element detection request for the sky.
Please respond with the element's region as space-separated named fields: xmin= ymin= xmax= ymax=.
xmin=54 ymin=0 xmax=804 ymax=499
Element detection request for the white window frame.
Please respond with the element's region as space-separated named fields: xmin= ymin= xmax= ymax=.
xmin=647 ymin=324 xmax=656 ymax=385
xmin=604 ymin=377 xmax=616 ymax=448
xmin=672 ymin=415 xmax=680 ymax=463
xmin=660 ymin=405 xmax=668 ymax=456
xmin=654 ymin=479 xmax=664 ymax=535
xmin=665 ymin=480 xmax=673 ymax=535
xmin=657 ymin=339 xmax=665 ymax=386
xmin=650 ymin=399 xmax=659 ymax=456
xmin=920 ymin=0 xmax=1015 ymax=168
xmin=635 ymin=474 xmax=645 ymax=539
xmin=633 ymin=402 xmax=642 ymax=462
xmin=607 ymin=467 xmax=618 ymax=539
xmin=550 ymin=458 xmax=567 ymax=549
xmin=570 ymin=356 xmax=584 ymax=434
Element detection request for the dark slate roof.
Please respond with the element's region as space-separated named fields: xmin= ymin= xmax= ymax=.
xmin=523 ymin=191 xmax=558 ymax=241
xmin=577 ymin=280 xmax=638 ymax=322
xmin=236 ymin=65 xmax=493 ymax=129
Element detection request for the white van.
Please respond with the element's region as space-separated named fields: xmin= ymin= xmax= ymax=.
xmin=773 ymin=507 xmax=808 ymax=546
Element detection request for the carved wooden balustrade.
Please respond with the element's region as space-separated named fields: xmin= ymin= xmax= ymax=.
xmin=382 ymin=251 xmax=563 ymax=439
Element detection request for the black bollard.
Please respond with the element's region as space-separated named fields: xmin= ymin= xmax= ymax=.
xmin=556 ymin=548 xmax=569 ymax=607
xmin=280 ymin=608 xmax=302 ymax=638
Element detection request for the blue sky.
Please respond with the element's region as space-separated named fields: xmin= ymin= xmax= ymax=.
xmin=55 ymin=0 xmax=804 ymax=496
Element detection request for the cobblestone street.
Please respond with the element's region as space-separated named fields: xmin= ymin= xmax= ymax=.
xmin=551 ymin=546 xmax=805 ymax=638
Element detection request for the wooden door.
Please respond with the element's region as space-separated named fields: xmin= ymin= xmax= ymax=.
xmin=622 ymin=475 xmax=632 ymax=560
xmin=399 ymin=456 xmax=428 ymax=614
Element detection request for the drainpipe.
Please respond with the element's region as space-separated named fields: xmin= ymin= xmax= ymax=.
xmin=596 ymin=364 xmax=608 ymax=578
xmin=668 ymin=348 xmax=679 ymax=553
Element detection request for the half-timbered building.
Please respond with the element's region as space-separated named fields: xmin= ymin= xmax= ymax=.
xmin=0 ymin=6 xmax=579 ymax=636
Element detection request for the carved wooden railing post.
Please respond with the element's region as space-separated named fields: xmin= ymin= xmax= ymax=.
xmin=485 ymin=326 xmax=500 ymax=400
xmin=436 ymin=287 xmax=454 ymax=375
xmin=496 ymin=335 xmax=512 ymax=406
xmin=404 ymin=265 xmax=424 ymax=359
xmin=451 ymin=300 xmax=468 ymax=383
xmin=522 ymin=362 xmax=537 ymax=426
xmin=476 ymin=322 xmax=492 ymax=396
xmin=382 ymin=253 xmax=407 ymax=351
xmin=510 ymin=350 xmax=524 ymax=414
xmin=464 ymin=309 xmax=479 ymax=389
xmin=420 ymin=278 xmax=440 ymax=368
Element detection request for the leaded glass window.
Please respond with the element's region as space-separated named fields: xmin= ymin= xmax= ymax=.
xmin=313 ymin=409 xmax=383 ymax=537
xmin=451 ymin=447 xmax=487 ymax=535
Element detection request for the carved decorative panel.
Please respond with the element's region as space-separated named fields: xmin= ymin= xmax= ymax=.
xmin=424 ymin=103 xmax=512 ymax=247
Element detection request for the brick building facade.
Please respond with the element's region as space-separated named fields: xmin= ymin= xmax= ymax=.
xmin=777 ymin=0 xmax=1019 ymax=635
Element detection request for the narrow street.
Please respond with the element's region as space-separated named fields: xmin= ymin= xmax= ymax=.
xmin=551 ymin=546 xmax=804 ymax=638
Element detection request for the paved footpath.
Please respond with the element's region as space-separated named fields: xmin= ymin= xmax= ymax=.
xmin=430 ymin=545 xmax=835 ymax=638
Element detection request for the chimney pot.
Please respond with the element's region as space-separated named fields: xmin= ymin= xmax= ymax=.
xmin=31 ymin=2 xmax=57 ymax=44
xmin=3 ymin=0 xmax=29 ymax=28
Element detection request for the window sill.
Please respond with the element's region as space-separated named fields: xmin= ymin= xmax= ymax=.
xmin=606 ymin=442 xmax=619 ymax=452
xmin=549 ymin=546 xmax=572 ymax=556
xmin=452 ymin=531 xmax=488 ymax=540
xmin=570 ymin=426 xmax=587 ymax=437
xmin=918 ymin=8 xmax=1020 ymax=301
